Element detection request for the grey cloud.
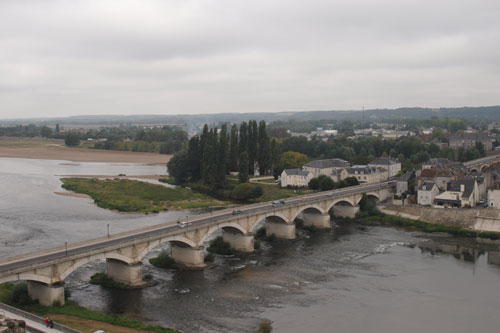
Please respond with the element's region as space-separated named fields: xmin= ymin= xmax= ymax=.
xmin=1 ymin=0 xmax=500 ymax=118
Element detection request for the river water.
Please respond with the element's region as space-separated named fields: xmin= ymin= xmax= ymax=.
xmin=1 ymin=158 xmax=500 ymax=333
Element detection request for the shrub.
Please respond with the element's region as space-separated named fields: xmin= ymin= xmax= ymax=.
xmin=64 ymin=131 xmax=81 ymax=147
xmin=90 ymin=272 xmax=128 ymax=289
xmin=254 ymin=240 xmax=261 ymax=250
xmin=308 ymin=178 xmax=319 ymax=190
xmin=250 ymin=185 xmax=264 ymax=199
xmin=204 ymin=253 xmax=215 ymax=263
xmin=344 ymin=176 xmax=359 ymax=187
xmin=10 ymin=283 xmax=35 ymax=306
xmin=258 ymin=321 xmax=273 ymax=333
xmin=207 ymin=236 xmax=235 ymax=255
xmin=319 ymin=177 xmax=334 ymax=191
xmin=149 ymin=251 xmax=177 ymax=269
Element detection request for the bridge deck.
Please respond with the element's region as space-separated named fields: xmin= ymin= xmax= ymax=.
xmin=0 ymin=181 xmax=394 ymax=276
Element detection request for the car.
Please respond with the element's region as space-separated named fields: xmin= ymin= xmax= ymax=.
xmin=279 ymin=200 xmax=285 ymax=204
xmin=177 ymin=221 xmax=190 ymax=228
xmin=232 ymin=210 xmax=242 ymax=215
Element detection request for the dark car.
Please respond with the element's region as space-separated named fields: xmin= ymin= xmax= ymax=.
xmin=232 ymin=210 xmax=242 ymax=215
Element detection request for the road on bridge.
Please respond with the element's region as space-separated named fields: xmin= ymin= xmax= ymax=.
xmin=0 ymin=181 xmax=394 ymax=275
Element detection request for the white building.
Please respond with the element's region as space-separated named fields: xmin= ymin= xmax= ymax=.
xmin=345 ymin=165 xmax=386 ymax=184
xmin=302 ymin=159 xmax=349 ymax=178
xmin=418 ymin=182 xmax=439 ymax=206
xmin=368 ymin=157 xmax=401 ymax=178
xmin=487 ymin=189 xmax=500 ymax=209
xmin=280 ymin=169 xmax=313 ymax=188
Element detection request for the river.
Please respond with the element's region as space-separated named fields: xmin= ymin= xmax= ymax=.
xmin=1 ymin=157 xmax=500 ymax=333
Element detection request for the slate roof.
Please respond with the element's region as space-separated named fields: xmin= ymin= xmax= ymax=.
xmin=346 ymin=165 xmax=381 ymax=175
xmin=398 ymin=171 xmax=414 ymax=181
xmin=283 ymin=169 xmax=311 ymax=177
xmin=304 ymin=158 xmax=349 ymax=169
xmin=368 ymin=157 xmax=399 ymax=166
xmin=447 ymin=179 xmax=476 ymax=199
xmin=450 ymin=132 xmax=491 ymax=142
xmin=422 ymin=158 xmax=452 ymax=168
xmin=419 ymin=182 xmax=437 ymax=191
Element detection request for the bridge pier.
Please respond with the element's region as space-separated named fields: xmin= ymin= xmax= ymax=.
xmin=171 ymin=244 xmax=206 ymax=269
xmin=266 ymin=221 xmax=296 ymax=239
xmin=106 ymin=259 xmax=143 ymax=286
xmin=302 ymin=213 xmax=331 ymax=229
xmin=332 ymin=205 xmax=360 ymax=219
xmin=222 ymin=230 xmax=254 ymax=252
xmin=27 ymin=281 xmax=65 ymax=306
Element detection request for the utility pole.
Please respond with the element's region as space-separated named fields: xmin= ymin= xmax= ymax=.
xmin=107 ymin=224 xmax=110 ymax=238
xmin=65 ymin=242 xmax=68 ymax=256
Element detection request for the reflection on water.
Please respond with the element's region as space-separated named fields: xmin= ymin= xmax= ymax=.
xmin=2 ymin=157 xmax=500 ymax=333
xmin=67 ymin=223 xmax=500 ymax=333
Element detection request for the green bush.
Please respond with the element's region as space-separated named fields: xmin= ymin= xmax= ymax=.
xmin=251 ymin=185 xmax=264 ymax=198
xmin=207 ymin=236 xmax=235 ymax=255
xmin=204 ymin=253 xmax=215 ymax=263
xmin=231 ymin=183 xmax=256 ymax=200
xmin=149 ymin=251 xmax=177 ymax=269
xmin=10 ymin=283 xmax=35 ymax=306
xmin=308 ymin=178 xmax=320 ymax=190
xmin=89 ymin=272 xmax=128 ymax=289
xmin=319 ymin=177 xmax=334 ymax=191
xmin=258 ymin=321 xmax=273 ymax=333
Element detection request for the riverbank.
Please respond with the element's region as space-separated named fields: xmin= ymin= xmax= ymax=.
xmin=0 ymin=283 xmax=179 ymax=333
xmin=0 ymin=137 xmax=171 ymax=164
xmin=379 ymin=204 xmax=500 ymax=229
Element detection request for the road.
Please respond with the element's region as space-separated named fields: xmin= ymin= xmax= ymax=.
xmin=0 ymin=181 xmax=394 ymax=275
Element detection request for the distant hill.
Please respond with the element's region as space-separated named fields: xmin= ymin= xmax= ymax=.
xmin=1 ymin=106 xmax=500 ymax=126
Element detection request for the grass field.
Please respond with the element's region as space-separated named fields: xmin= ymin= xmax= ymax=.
xmin=61 ymin=178 xmax=228 ymax=213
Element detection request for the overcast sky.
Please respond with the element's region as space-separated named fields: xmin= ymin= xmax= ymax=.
xmin=1 ymin=0 xmax=500 ymax=118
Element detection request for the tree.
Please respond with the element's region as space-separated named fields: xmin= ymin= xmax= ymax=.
xmin=167 ymin=151 xmax=190 ymax=183
xmin=475 ymin=141 xmax=486 ymax=157
xmin=308 ymin=177 xmax=320 ymax=190
xmin=279 ymin=151 xmax=308 ymax=172
xmin=64 ymin=131 xmax=80 ymax=146
xmin=55 ymin=124 xmax=60 ymax=133
xmin=239 ymin=151 xmax=249 ymax=183
xmin=247 ymin=120 xmax=258 ymax=175
xmin=229 ymin=124 xmax=239 ymax=172
xmin=319 ymin=176 xmax=334 ymax=191
xmin=215 ymin=124 xmax=228 ymax=188
xmin=344 ymin=176 xmax=359 ymax=187
xmin=257 ymin=120 xmax=271 ymax=175
xmin=40 ymin=126 xmax=52 ymax=138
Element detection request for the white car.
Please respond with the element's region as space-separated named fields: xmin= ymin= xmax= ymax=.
xmin=178 ymin=221 xmax=190 ymax=228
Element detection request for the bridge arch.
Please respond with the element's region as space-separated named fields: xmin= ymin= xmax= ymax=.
xmin=200 ymin=221 xmax=249 ymax=245
xmin=360 ymin=192 xmax=380 ymax=205
xmin=0 ymin=273 xmax=53 ymax=285
xmin=481 ymin=165 xmax=489 ymax=173
xmin=290 ymin=204 xmax=325 ymax=222
xmin=326 ymin=198 xmax=356 ymax=212
xmin=137 ymin=235 xmax=198 ymax=262
xmin=249 ymin=213 xmax=289 ymax=233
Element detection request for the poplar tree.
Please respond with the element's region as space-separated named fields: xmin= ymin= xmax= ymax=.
xmin=239 ymin=151 xmax=249 ymax=183
xmin=247 ymin=120 xmax=258 ymax=175
xmin=215 ymin=124 xmax=228 ymax=187
xmin=257 ymin=120 xmax=271 ymax=175
xmin=229 ymin=124 xmax=239 ymax=172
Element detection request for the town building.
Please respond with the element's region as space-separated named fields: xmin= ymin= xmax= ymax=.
xmin=280 ymin=169 xmax=313 ymax=188
xmin=368 ymin=157 xmax=401 ymax=178
xmin=396 ymin=171 xmax=414 ymax=196
xmin=345 ymin=165 xmax=386 ymax=184
xmin=487 ymin=189 xmax=500 ymax=209
xmin=449 ymin=132 xmax=493 ymax=151
xmin=418 ymin=182 xmax=439 ymax=206
xmin=421 ymin=158 xmax=452 ymax=170
xmin=416 ymin=168 xmax=455 ymax=192
xmin=302 ymin=158 xmax=350 ymax=178
xmin=434 ymin=179 xmax=478 ymax=208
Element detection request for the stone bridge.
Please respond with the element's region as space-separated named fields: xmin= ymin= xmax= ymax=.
xmin=464 ymin=154 xmax=500 ymax=173
xmin=0 ymin=182 xmax=395 ymax=306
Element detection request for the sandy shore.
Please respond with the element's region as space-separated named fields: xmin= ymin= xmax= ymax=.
xmin=0 ymin=137 xmax=171 ymax=164
xmin=54 ymin=191 xmax=91 ymax=199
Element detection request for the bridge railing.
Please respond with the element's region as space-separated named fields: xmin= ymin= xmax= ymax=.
xmin=0 ymin=181 xmax=396 ymax=274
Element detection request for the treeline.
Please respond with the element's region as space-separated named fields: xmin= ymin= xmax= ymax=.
xmin=168 ymin=120 xmax=280 ymax=188
xmin=280 ymin=135 xmax=485 ymax=170
xmin=0 ymin=124 xmax=57 ymax=138
xmin=89 ymin=127 xmax=187 ymax=154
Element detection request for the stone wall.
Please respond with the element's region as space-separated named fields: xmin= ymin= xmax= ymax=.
xmin=380 ymin=205 xmax=500 ymax=229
